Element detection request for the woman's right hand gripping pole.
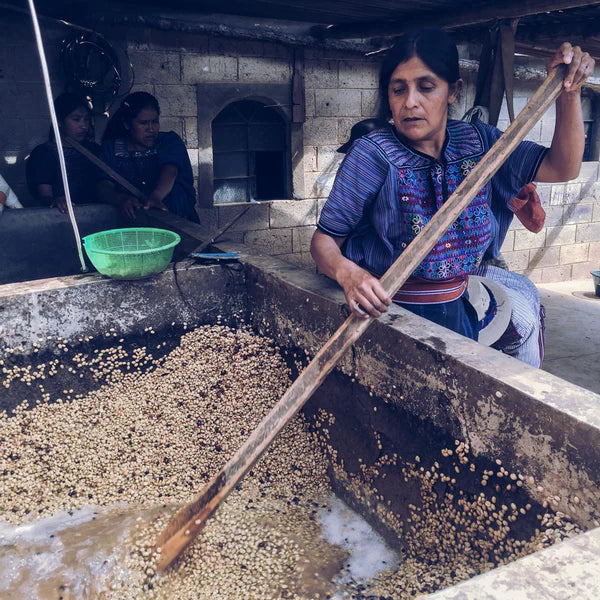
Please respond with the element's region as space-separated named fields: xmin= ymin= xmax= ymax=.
xmin=310 ymin=230 xmax=391 ymax=319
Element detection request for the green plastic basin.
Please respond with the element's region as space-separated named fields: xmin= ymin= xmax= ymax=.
xmin=83 ymin=227 xmax=181 ymax=280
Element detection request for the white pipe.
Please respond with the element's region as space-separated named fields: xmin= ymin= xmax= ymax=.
xmin=27 ymin=0 xmax=88 ymax=272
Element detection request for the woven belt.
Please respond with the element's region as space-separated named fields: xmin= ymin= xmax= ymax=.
xmin=391 ymin=276 xmax=468 ymax=305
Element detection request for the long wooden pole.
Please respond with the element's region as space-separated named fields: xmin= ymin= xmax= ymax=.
xmin=155 ymin=66 xmax=566 ymax=571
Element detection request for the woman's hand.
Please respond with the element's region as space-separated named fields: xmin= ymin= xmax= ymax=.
xmin=547 ymin=43 xmax=595 ymax=93
xmin=120 ymin=195 xmax=142 ymax=220
xmin=339 ymin=264 xmax=391 ymax=319
xmin=51 ymin=196 xmax=71 ymax=214
xmin=144 ymin=192 xmax=168 ymax=212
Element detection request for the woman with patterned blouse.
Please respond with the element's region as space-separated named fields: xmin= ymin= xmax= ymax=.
xmin=311 ymin=29 xmax=594 ymax=340
xmin=97 ymin=92 xmax=199 ymax=223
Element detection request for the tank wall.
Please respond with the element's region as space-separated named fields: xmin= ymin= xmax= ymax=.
xmin=0 ymin=262 xmax=246 ymax=354
xmin=239 ymin=250 xmax=600 ymax=531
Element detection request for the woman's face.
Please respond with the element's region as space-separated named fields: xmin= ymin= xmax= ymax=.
xmin=387 ymin=55 xmax=461 ymax=157
xmin=59 ymin=106 xmax=90 ymax=142
xmin=126 ymin=107 xmax=159 ymax=150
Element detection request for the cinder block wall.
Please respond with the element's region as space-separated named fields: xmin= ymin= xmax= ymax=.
xmin=1 ymin=10 xmax=599 ymax=279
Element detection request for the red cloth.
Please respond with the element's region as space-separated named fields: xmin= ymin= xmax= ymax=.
xmin=508 ymin=182 xmax=546 ymax=233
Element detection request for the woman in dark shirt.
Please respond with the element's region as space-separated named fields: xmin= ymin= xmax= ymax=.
xmin=26 ymin=93 xmax=100 ymax=213
xmin=97 ymin=92 xmax=199 ymax=223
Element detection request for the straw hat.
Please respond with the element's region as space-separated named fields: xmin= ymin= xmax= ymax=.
xmin=467 ymin=276 xmax=512 ymax=346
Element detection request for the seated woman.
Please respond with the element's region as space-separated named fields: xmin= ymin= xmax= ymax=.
xmin=26 ymin=93 xmax=100 ymax=213
xmin=97 ymin=92 xmax=199 ymax=223
xmin=311 ymin=29 xmax=593 ymax=343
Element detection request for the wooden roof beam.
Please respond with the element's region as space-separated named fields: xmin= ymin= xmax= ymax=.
xmin=312 ymin=0 xmax=600 ymax=39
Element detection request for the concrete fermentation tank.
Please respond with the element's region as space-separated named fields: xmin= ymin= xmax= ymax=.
xmin=2 ymin=214 xmax=600 ymax=598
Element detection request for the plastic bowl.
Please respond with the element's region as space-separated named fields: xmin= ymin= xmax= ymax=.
xmin=592 ymin=270 xmax=600 ymax=298
xmin=83 ymin=228 xmax=181 ymax=280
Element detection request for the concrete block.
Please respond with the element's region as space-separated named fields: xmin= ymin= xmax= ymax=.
xmin=160 ymin=117 xmax=184 ymax=138
xmin=315 ymin=89 xmax=362 ymax=117
xmin=238 ymin=57 xmax=290 ymax=83
xmin=317 ymin=146 xmax=343 ymax=172
xmin=502 ymin=250 xmax=530 ymax=271
xmin=564 ymin=183 xmax=582 ymax=204
xmin=549 ymin=185 xmax=565 ymax=206
xmin=304 ymin=171 xmax=336 ymax=199
xmin=339 ymin=61 xmax=379 ymax=89
xmin=218 ymin=203 xmax=270 ymax=232
xmin=540 ymin=116 xmax=556 ymax=143
xmin=500 ymin=230 xmax=515 ymax=252
xmin=572 ymin=261 xmax=599 ymax=280
xmin=536 ymin=184 xmax=552 ymax=206
xmin=338 ymin=118 xmax=358 ymax=144
xmin=540 ymin=264 xmax=572 ymax=283
xmin=563 ymin=203 xmax=593 ymax=225
xmin=303 ymin=118 xmax=338 ymax=146
xmin=187 ymin=149 xmax=199 ymax=178
xmin=210 ymin=37 xmax=264 ymax=57
xmin=514 ymin=229 xmax=546 ymax=251
xmin=593 ymin=201 xmax=600 ymax=223
xmin=270 ymin=199 xmax=317 ymax=228
xmin=305 ymin=90 xmax=316 ymax=117
xmin=589 ymin=241 xmax=600 ymax=263
xmin=523 ymin=121 xmax=541 ymax=142
xmin=182 ymin=55 xmax=238 ymax=82
xmin=560 ymin=243 xmax=589 ymax=265
xmin=292 ymin=225 xmax=317 ymax=253
xmin=526 ymin=268 xmax=543 ymax=283
xmin=304 ymin=146 xmax=318 ymax=171
xmin=154 ymin=84 xmax=197 ymax=116
xmin=593 ymin=182 xmax=600 ymax=202
xmin=305 ymin=60 xmax=339 ymax=89
xmin=575 ymin=162 xmax=599 ymax=183
xmin=529 ymin=246 xmax=560 ymax=268
xmin=544 ymin=206 xmax=563 ymax=227
xmin=129 ymin=51 xmax=181 ymax=83
xmin=361 ymin=90 xmax=379 ymax=116
xmin=545 ymin=225 xmax=576 ymax=246
xmin=576 ymin=223 xmax=600 ymax=243
xmin=184 ymin=117 xmax=199 ymax=147
xmin=245 ymin=228 xmax=293 ymax=254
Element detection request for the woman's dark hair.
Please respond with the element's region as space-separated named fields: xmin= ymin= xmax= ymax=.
xmin=54 ymin=92 xmax=90 ymax=121
xmin=378 ymin=29 xmax=460 ymax=119
xmin=50 ymin=92 xmax=91 ymax=139
xmin=102 ymin=92 xmax=160 ymax=142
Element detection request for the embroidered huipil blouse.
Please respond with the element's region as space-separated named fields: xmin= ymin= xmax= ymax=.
xmin=318 ymin=119 xmax=547 ymax=282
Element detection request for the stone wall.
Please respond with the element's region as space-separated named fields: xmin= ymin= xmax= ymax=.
xmin=1 ymin=9 xmax=598 ymax=279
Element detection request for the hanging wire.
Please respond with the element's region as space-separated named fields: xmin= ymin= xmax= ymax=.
xmin=28 ymin=0 xmax=87 ymax=272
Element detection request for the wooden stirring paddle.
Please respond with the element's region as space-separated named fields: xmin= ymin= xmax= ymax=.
xmin=155 ymin=65 xmax=566 ymax=571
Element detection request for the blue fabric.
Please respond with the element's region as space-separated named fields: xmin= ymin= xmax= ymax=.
xmin=26 ymin=140 xmax=101 ymax=206
xmin=400 ymin=294 xmax=479 ymax=340
xmin=318 ymin=119 xmax=548 ymax=277
xmin=100 ymin=131 xmax=199 ymax=223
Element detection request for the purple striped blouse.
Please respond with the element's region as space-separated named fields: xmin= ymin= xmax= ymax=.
xmin=318 ymin=119 xmax=547 ymax=279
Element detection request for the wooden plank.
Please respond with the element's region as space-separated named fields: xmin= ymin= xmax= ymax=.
xmin=66 ymin=137 xmax=148 ymax=202
xmin=314 ymin=0 xmax=600 ymax=39
xmin=154 ymin=65 xmax=566 ymax=572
